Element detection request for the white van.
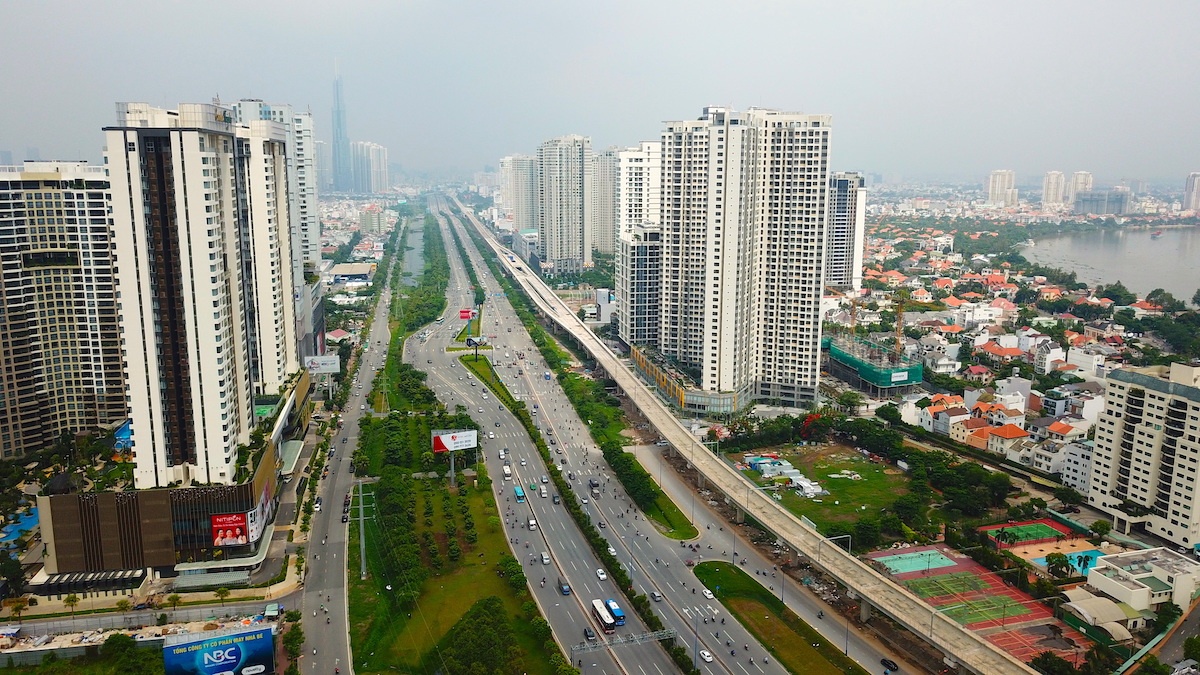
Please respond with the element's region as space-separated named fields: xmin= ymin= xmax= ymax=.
xmin=528 ymin=518 xmax=537 ymax=531
xmin=539 ymin=485 xmax=548 ymax=498
xmin=502 ymin=466 xmax=512 ymax=481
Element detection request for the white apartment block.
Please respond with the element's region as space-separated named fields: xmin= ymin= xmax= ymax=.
xmin=1089 ymin=363 xmax=1200 ymax=551
xmin=657 ymin=107 xmax=831 ymax=406
xmin=351 ymin=141 xmax=388 ymax=194
xmin=1060 ymin=440 xmax=1095 ymax=495
xmin=615 ymin=222 xmax=662 ymax=346
xmin=499 ymin=154 xmax=538 ymax=234
xmin=987 ymin=170 xmax=1017 ymax=206
xmin=536 ymin=135 xmax=593 ymax=275
xmin=0 ymin=162 xmax=127 ymax=459
xmin=106 ymin=102 xmax=297 ymax=489
xmin=1066 ymin=171 xmax=1094 ymax=205
xmin=1185 ymin=172 xmax=1200 ymax=211
xmin=1042 ymin=171 xmax=1066 ymax=207
xmin=824 ymin=171 xmax=866 ymax=291
xmin=617 ymin=141 xmax=662 ymax=234
xmin=590 ymin=147 xmax=619 ymax=255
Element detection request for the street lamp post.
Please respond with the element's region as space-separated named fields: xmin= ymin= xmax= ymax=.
xmin=817 ymin=534 xmax=852 ymax=563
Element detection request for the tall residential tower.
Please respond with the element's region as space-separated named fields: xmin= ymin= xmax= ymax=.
xmin=536 ymin=135 xmax=593 ymax=275
xmin=1042 ymin=171 xmax=1066 ymax=207
xmin=106 ymin=102 xmax=298 ymax=488
xmin=0 ymin=162 xmax=126 ymax=459
xmin=332 ymin=76 xmax=353 ymax=192
xmin=824 ymin=171 xmax=866 ymax=292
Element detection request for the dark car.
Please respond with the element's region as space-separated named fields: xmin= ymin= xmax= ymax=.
xmin=341 ymin=514 xmax=349 ymax=523
xmin=495 ymin=421 xmax=501 ymax=427
xmin=552 ymin=494 xmax=561 ymax=504
xmin=881 ymin=658 xmax=899 ymax=672
xmin=559 ymin=578 xmax=571 ymax=595
xmin=583 ymin=627 xmax=596 ymax=641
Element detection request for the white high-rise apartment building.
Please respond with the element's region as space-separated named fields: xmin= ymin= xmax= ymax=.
xmin=1042 ymin=171 xmax=1066 ymax=207
xmin=825 ymin=172 xmax=866 ymax=292
xmin=351 ymin=141 xmax=389 ymax=194
xmin=657 ymin=107 xmax=831 ymax=406
xmin=590 ymin=148 xmax=619 ymax=256
xmin=615 ymin=222 xmax=662 ymax=347
xmin=1185 ymin=172 xmax=1200 ymax=211
xmin=537 ymin=135 xmax=593 ymax=275
xmin=499 ymin=155 xmax=538 ymax=234
xmin=617 ymin=141 xmax=662 ymax=234
xmin=106 ymin=102 xmax=298 ymax=489
xmin=987 ymin=170 xmax=1017 ymax=206
xmin=1088 ymin=363 xmax=1200 ymax=550
xmin=1066 ymin=171 xmax=1093 ymax=205
xmin=0 ymin=162 xmax=127 ymax=459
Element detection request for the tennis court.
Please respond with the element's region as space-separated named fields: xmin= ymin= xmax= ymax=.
xmin=937 ymin=594 xmax=1034 ymax=626
xmin=979 ymin=519 xmax=1072 ymax=548
xmin=903 ymin=572 xmax=990 ymax=599
xmin=873 ymin=548 xmax=957 ymax=574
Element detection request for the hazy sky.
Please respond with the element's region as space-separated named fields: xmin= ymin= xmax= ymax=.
xmin=2 ymin=1 xmax=1197 ymax=185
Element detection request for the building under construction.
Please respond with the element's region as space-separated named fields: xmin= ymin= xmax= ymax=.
xmin=824 ymin=333 xmax=923 ymax=398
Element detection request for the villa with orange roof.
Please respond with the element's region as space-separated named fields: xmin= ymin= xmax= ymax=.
xmin=986 ymin=423 xmax=1030 ymax=456
xmin=950 ymin=417 xmax=991 ymax=444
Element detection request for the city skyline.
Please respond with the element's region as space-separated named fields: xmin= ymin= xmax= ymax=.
xmin=1 ymin=1 xmax=1198 ymax=183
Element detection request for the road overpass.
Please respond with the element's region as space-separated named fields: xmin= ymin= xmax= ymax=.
xmin=446 ymin=195 xmax=1037 ymax=675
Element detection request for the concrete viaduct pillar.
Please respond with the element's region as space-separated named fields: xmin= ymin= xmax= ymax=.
xmin=859 ymin=599 xmax=873 ymax=623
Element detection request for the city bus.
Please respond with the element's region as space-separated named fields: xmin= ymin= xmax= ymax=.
xmin=514 ymin=486 xmax=526 ymax=503
xmin=605 ymin=599 xmax=625 ymax=626
xmin=502 ymin=466 xmax=512 ymax=481
xmin=590 ymin=599 xmax=616 ymax=634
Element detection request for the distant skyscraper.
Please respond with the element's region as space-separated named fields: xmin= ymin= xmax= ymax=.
xmin=1185 ymin=172 xmax=1200 ymax=211
xmin=332 ymin=76 xmax=353 ymax=192
xmin=499 ymin=155 xmax=538 ymax=233
xmin=1042 ymin=171 xmax=1066 ymax=207
xmin=590 ymin=147 xmax=619 ymax=256
xmin=656 ymin=106 xmax=831 ymax=407
xmin=616 ymin=141 xmax=662 ymax=235
xmin=536 ymin=135 xmax=593 ymax=275
xmin=825 ymin=172 xmax=867 ymax=292
xmin=106 ymin=102 xmax=297 ymax=488
xmin=1066 ymin=171 xmax=1093 ymax=205
xmin=987 ymin=170 xmax=1017 ymax=206
xmin=315 ymin=140 xmax=333 ymax=193
xmin=351 ymin=141 xmax=389 ymax=193
xmin=1074 ymin=190 xmax=1130 ymax=216
xmin=0 ymin=162 xmax=126 ymax=460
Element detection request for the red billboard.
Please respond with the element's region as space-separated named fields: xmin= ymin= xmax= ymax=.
xmin=459 ymin=308 xmax=476 ymax=320
xmin=211 ymin=513 xmax=249 ymax=547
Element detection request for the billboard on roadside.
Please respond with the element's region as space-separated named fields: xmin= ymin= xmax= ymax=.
xmin=305 ymin=355 xmax=341 ymax=374
xmin=431 ymin=429 xmax=479 ymax=453
xmin=211 ymin=513 xmax=249 ymax=547
xmin=459 ymin=308 xmax=477 ymax=320
xmin=163 ymin=626 xmax=275 ymax=675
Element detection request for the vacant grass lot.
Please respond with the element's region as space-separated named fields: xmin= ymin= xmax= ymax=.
xmin=347 ymin=480 xmax=552 ymax=675
xmin=750 ymin=446 xmax=908 ymax=531
xmin=693 ymin=562 xmax=868 ymax=675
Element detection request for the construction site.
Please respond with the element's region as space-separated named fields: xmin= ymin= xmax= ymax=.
xmin=823 ymin=333 xmax=924 ymax=398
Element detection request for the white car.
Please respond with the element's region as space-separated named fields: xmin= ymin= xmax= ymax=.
xmin=488 ymin=432 xmax=495 ymax=439
xmin=699 ymin=650 xmax=713 ymax=663
xmin=595 ymin=568 xmax=607 ymax=580
xmin=701 ymin=589 xmax=714 ymax=599
xmin=606 ymin=546 xmax=616 ymax=556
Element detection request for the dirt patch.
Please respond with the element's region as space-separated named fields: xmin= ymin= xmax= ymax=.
xmin=883 ymin=468 xmax=903 ymax=475
xmin=618 ymin=396 xmax=659 ymax=444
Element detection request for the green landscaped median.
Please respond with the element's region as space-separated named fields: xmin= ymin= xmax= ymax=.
xmin=692 ymin=562 xmax=869 ymax=675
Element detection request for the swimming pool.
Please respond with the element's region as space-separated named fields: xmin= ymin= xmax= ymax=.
xmin=1031 ymin=549 xmax=1104 ymax=574
xmin=0 ymin=507 xmax=38 ymax=544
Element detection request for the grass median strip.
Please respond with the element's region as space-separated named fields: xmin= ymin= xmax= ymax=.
xmin=693 ymin=561 xmax=868 ymax=675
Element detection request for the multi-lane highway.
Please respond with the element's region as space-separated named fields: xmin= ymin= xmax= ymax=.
xmin=446 ymin=194 xmax=1037 ymax=675
xmin=427 ymin=198 xmax=794 ymax=675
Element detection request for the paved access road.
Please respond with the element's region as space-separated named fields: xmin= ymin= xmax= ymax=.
xmin=301 ymin=230 xmax=398 ymax=673
xmin=447 ymin=194 xmax=1037 ymax=675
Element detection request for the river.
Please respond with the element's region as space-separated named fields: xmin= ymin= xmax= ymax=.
xmin=1021 ymin=226 xmax=1200 ymax=301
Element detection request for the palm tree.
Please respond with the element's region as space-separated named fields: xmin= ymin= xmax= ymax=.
xmin=214 ymin=587 xmax=231 ymax=607
xmin=166 ymin=593 xmax=182 ymax=615
xmin=114 ymin=599 xmax=131 ymax=623
xmin=993 ymin=528 xmax=1017 ymax=549
xmin=8 ymin=598 xmax=27 ymax=624
xmin=63 ymin=594 xmax=79 ymax=619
